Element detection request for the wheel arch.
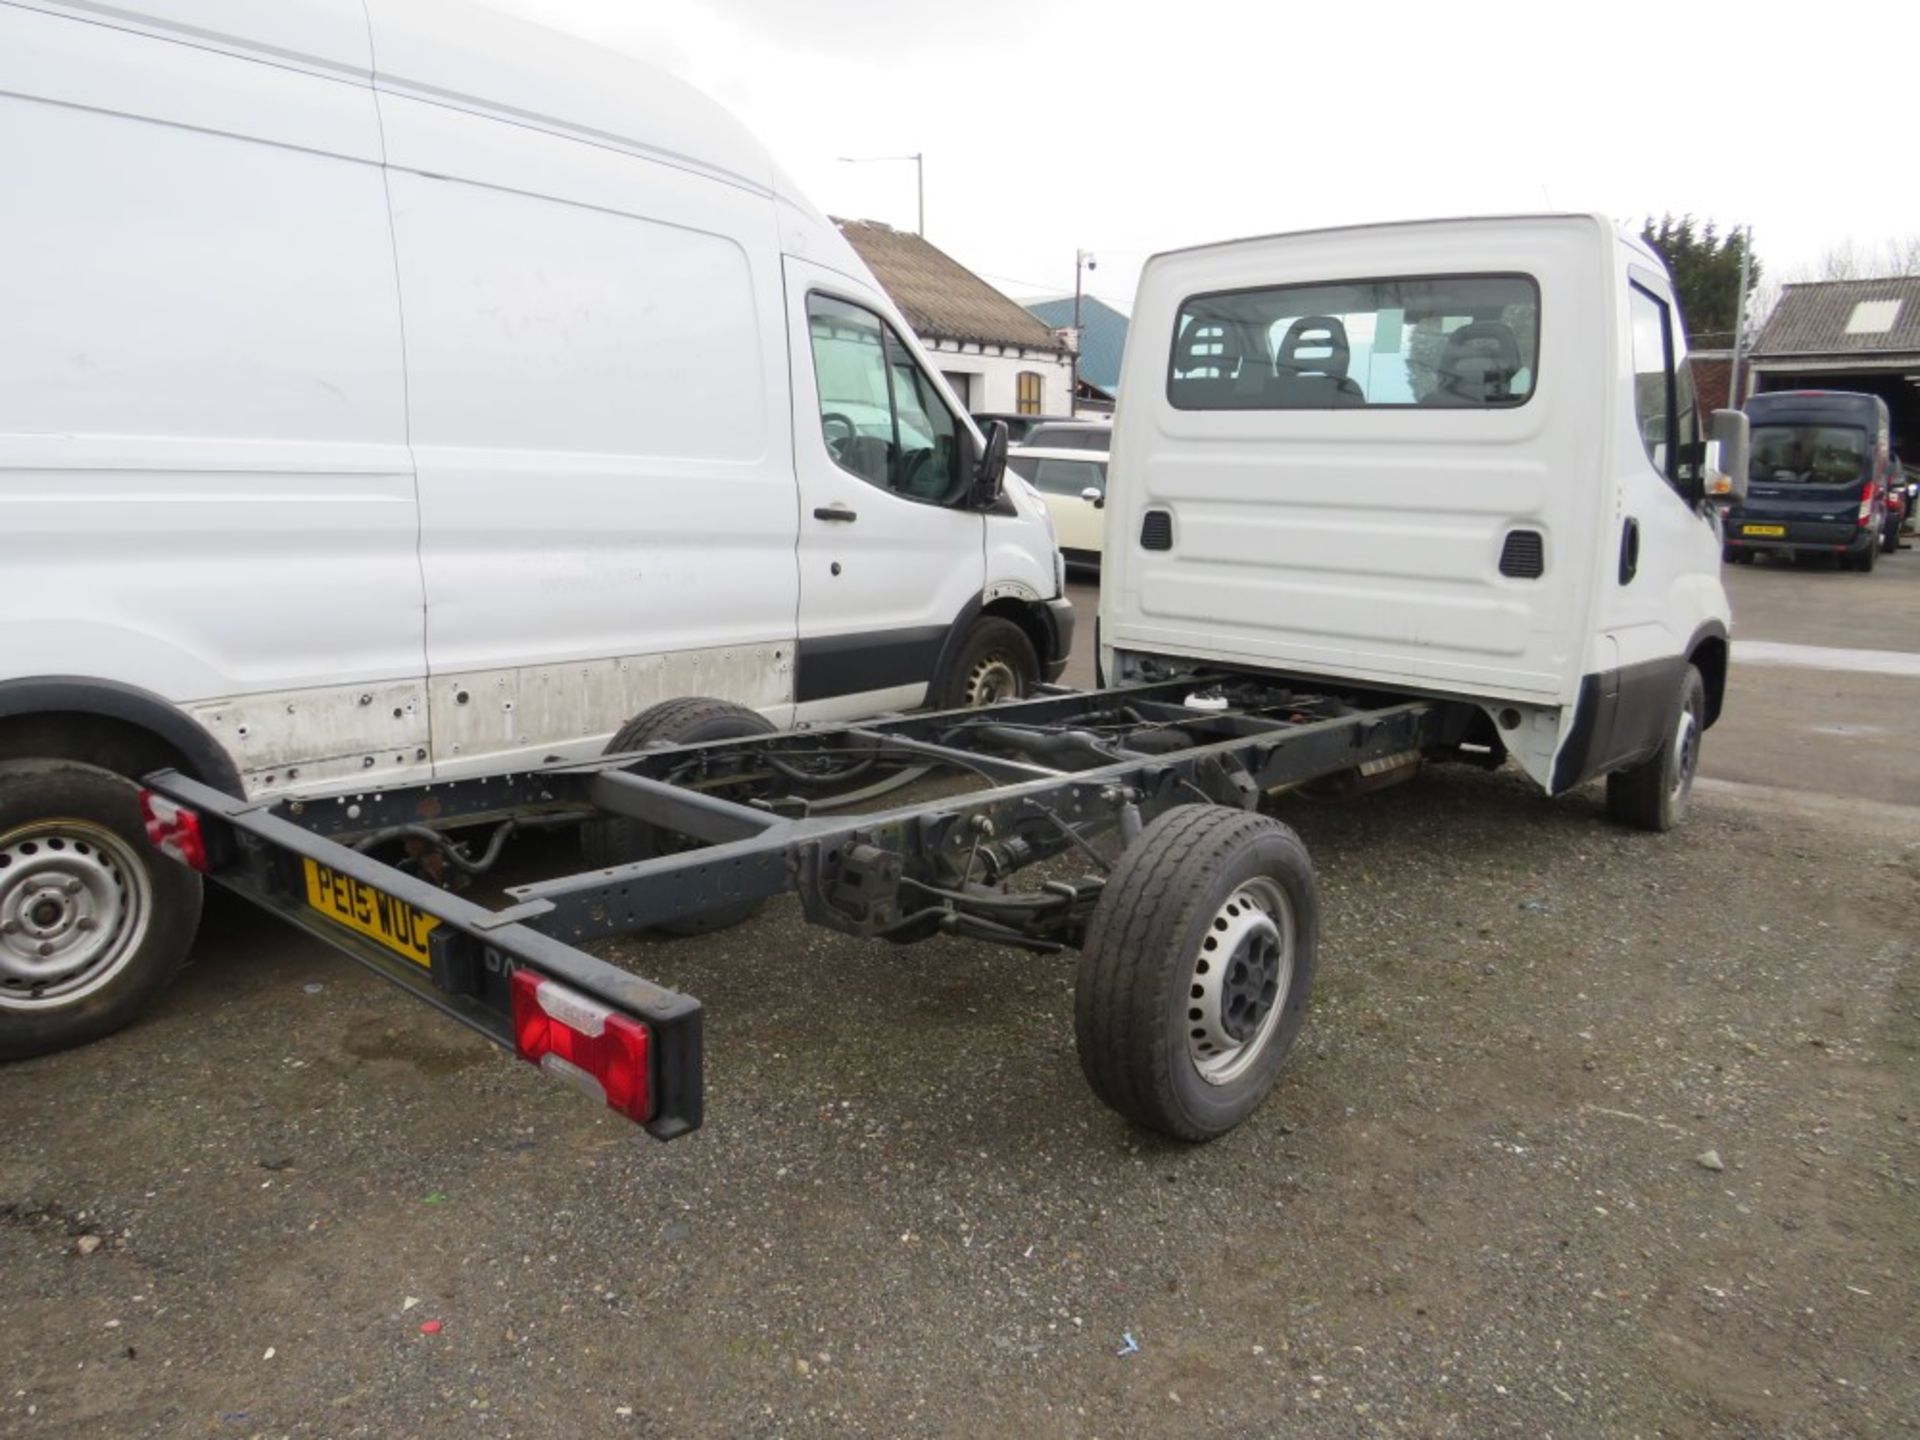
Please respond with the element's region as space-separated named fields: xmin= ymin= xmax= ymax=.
xmin=0 ymin=677 xmax=243 ymax=796
xmin=1687 ymin=625 xmax=1729 ymax=728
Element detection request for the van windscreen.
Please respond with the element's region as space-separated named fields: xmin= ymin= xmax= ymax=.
xmin=1167 ymin=274 xmax=1539 ymax=410
xmin=1749 ymin=425 xmax=1870 ymax=485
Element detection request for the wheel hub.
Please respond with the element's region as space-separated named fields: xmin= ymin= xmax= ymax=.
xmin=1187 ymin=879 xmax=1294 ymax=1086
xmin=966 ymin=655 xmax=1021 ymax=706
xmin=0 ymin=822 xmax=150 ymax=1009
xmin=1669 ymin=707 xmax=1699 ymax=800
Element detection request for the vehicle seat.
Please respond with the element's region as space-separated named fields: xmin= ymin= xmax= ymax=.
xmin=1423 ymin=321 xmax=1523 ymax=405
xmin=1173 ymin=321 xmax=1245 ymax=406
xmin=1270 ymin=316 xmax=1365 ymax=407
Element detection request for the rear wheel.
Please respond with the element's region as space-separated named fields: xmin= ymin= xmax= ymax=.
xmin=1074 ymin=805 xmax=1319 ymax=1141
xmin=581 ymin=697 xmax=776 ymax=936
xmin=932 ymin=617 xmax=1039 ymax=710
xmin=1605 ymin=664 xmax=1705 ymax=833
xmin=0 ymin=760 xmax=202 ymax=1060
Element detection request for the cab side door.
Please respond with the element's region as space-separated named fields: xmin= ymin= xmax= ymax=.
xmin=784 ymin=258 xmax=984 ymax=721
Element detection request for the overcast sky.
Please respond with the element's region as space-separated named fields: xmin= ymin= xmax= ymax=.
xmin=482 ymin=0 xmax=1919 ymax=315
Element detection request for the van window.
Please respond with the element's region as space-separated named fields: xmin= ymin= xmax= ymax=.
xmin=1008 ymin=455 xmax=1105 ymax=497
xmin=1630 ymin=285 xmax=1710 ymax=495
xmin=1749 ymin=425 xmax=1872 ymax=484
xmin=808 ymin=294 xmax=959 ymax=501
xmin=1167 ymin=275 xmax=1538 ymax=409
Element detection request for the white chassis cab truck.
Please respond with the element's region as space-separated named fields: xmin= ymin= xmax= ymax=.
xmin=124 ymin=215 xmax=1751 ymax=1144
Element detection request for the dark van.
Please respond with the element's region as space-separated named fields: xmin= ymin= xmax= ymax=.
xmin=1723 ymin=391 xmax=1893 ymax=572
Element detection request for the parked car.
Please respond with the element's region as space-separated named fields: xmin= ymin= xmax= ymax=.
xmin=1722 ymin=391 xmax=1894 ymax=572
xmin=970 ymin=411 xmax=1074 ymax=444
xmin=1902 ymin=461 xmax=1920 ymax=534
xmin=1007 ymin=447 xmax=1108 ymax=572
xmin=0 ymin=0 xmax=1072 ymax=1060
xmin=1018 ymin=421 xmax=1113 ymax=452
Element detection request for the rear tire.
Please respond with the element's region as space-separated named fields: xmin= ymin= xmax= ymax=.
xmin=0 ymin=760 xmax=202 ymax=1061
xmin=581 ymin=698 xmax=776 ymax=936
xmin=1074 ymin=805 xmax=1319 ymax=1141
xmin=1605 ymin=664 xmax=1705 ymax=833
xmin=932 ymin=617 xmax=1039 ymax=710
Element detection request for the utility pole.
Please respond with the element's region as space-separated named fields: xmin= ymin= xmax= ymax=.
xmin=836 ymin=152 xmax=924 ymax=237
xmin=1073 ymin=248 xmax=1096 ymax=406
xmin=1728 ymin=225 xmax=1752 ymax=409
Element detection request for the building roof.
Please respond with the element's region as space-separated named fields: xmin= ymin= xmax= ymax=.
xmin=1750 ymin=276 xmax=1920 ymax=357
xmin=1025 ymin=294 xmax=1131 ymax=393
xmin=835 ymin=220 xmax=1069 ymax=355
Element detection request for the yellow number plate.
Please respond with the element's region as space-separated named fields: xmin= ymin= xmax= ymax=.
xmin=1741 ymin=524 xmax=1786 ymax=537
xmin=302 ymin=858 xmax=438 ymax=968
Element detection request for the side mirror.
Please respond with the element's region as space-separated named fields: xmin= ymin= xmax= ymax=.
xmin=1703 ymin=409 xmax=1750 ymax=505
xmin=1080 ymin=486 xmax=1105 ymax=510
xmin=963 ymin=418 xmax=1008 ymax=509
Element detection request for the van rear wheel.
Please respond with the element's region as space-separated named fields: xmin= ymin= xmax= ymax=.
xmin=581 ymin=698 xmax=777 ymax=936
xmin=0 ymin=760 xmax=202 ymax=1060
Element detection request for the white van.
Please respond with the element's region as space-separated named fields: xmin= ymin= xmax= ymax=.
xmin=1102 ymin=214 xmax=1745 ymax=813
xmin=0 ymin=0 xmax=1069 ymax=1055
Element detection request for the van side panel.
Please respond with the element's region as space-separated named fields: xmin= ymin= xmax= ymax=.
xmin=373 ymin=89 xmax=801 ymax=769
xmin=0 ymin=7 xmax=429 ymax=788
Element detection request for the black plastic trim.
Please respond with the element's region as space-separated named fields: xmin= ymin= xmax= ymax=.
xmin=0 ymin=675 xmax=243 ymax=796
xmin=794 ymin=625 xmax=950 ymax=704
xmin=1041 ymin=596 xmax=1076 ymax=682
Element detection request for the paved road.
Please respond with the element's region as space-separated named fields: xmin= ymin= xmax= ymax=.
xmin=4 ymin=553 xmax=1916 ymax=1439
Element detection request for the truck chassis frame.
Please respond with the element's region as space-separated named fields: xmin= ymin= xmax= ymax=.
xmin=147 ymin=676 xmax=1481 ymax=1140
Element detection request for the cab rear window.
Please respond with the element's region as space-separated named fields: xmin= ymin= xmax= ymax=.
xmin=1168 ymin=274 xmax=1539 ymax=410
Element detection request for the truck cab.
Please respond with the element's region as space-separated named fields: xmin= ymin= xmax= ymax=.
xmin=1100 ymin=213 xmax=1745 ymax=813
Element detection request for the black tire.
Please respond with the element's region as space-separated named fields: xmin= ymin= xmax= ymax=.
xmin=1849 ymin=540 xmax=1878 ymax=574
xmin=931 ymin=617 xmax=1040 ymax=710
xmin=581 ymin=697 xmax=776 ymax=936
xmin=0 ymin=759 xmax=203 ymax=1061
xmin=1883 ymin=521 xmax=1901 ymax=554
xmin=1074 ymin=805 xmax=1319 ymax=1141
xmin=1605 ymin=664 xmax=1706 ymax=833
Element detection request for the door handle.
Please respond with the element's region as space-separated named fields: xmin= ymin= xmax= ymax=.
xmin=1618 ymin=517 xmax=1640 ymax=584
xmin=813 ymin=504 xmax=858 ymax=523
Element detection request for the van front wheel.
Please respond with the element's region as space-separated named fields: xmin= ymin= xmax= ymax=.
xmin=0 ymin=760 xmax=202 ymax=1060
xmin=1605 ymin=664 xmax=1706 ymax=833
xmin=933 ymin=617 xmax=1039 ymax=710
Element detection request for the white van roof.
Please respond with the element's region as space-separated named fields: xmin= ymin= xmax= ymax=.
xmin=366 ymin=0 xmax=788 ymax=199
xmin=78 ymin=0 xmax=809 ymax=203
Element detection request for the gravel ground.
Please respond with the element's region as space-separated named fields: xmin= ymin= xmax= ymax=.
xmin=5 ymin=560 xmax=1920 ymax=1437
xmin=3 ymin=761 xmax=1915 ymax=1438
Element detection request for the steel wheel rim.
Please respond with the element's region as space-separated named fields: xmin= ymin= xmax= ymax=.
xmin=0 ymin=819 xmax=153 ymax=1011
xmin=1186 ymin=876 xmax=1294 ymax=1086
xmin=1669 ymin=705 xmax=1700 ymax=802
xmin=965 ymin=654 xmax=1022 ymax=706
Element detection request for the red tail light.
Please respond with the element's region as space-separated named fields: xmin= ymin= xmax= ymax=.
xmin=139 ymin=790 xmax=210 ymax=872
xmin=510 ymin=969 xmax=652 ymax=1122
xmin=1858 ymin=479 xmax=1875 ymax=527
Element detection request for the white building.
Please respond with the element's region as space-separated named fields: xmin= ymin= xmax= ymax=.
xmin=836 ymin=219 xmax=1074 ymax=418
